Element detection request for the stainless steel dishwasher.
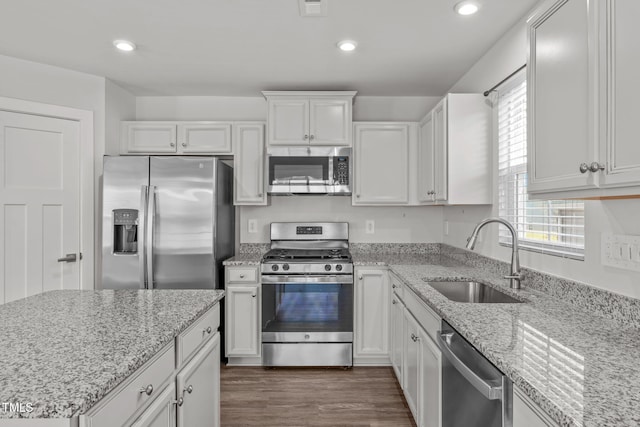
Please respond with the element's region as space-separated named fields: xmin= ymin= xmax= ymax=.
xmin=438 ymin=320 xmax=512 ymax=427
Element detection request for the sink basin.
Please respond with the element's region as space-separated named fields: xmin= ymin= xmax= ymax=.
xmin=425 ymin=280 xmax=523 ymax=304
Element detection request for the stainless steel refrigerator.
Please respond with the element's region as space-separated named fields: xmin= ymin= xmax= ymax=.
xmin=102 ymin=156 xmax=234 ymax=290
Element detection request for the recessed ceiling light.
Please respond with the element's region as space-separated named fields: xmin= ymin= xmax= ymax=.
xmin=454 ymin=1 xmax=479 ymax=15
xmin=337 ymin=40 xmax=357 ymax=52
xmin=113 ymin=40 xmax=136 ymax=52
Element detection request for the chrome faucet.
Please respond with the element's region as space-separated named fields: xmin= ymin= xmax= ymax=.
xmin=466 ymin=218 xmax=523 ymax=289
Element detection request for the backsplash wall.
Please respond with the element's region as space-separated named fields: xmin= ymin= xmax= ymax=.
xmin=240 ymin=196 xmax=444 ymax=243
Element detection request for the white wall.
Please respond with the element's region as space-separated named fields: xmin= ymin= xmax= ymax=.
xmin=442 ymin=18 xmax=640 ymax=299
xmin=241 ymin=196 xmax=443 ymax=243
xmin=105 ymin=80 xmax=136 ymax=155
xmin=135 ymin=94 xmax=442 ymax=244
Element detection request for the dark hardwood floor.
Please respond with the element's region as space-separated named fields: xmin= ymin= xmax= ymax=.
xmin=220 ymin=366 xmax=416 ymax=427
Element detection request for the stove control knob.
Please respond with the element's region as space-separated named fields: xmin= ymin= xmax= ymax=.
xmin=271 ymin=264 xmax=279 ymax=272
xmin=282 ymin=264 xmax=290 ymax=271
xmin=335 ymin=264 xmax=343 ymax=272
xmin=324 ymin=264 xmax=332 ymax=271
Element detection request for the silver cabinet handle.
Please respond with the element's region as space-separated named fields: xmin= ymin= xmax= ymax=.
xmin=356 ymin=194 xmax=360 ymax=198
xmin=579 ymin=163 xmax=589 ymax=174
xmin=251 ymin=294 xmax=257 ymax=298
xmin=589 ymin=162 xmax=605 ymax=173
xmin=358 ymin=275 xmax=363 ymax=280
xmin=410 ymin=333 xmax=418 ymax=342
xmin=186 ymin=385 xmax=194 ymax=394
xmin=258 ymin=193 xmax=263 ymax=197
xmin=173 ymin=397 xmax=184 ymax=407
xmin=304 ymin=134 xmax=309 ymax=140
xmin=239 ymin=274 xmax=245 ymax=278
xmin=57 ymin=253 xmax=77 ymax=263
xmin=203 ymin=326 xmax=212 ymax=335
xmin=392 ymin=299 xmax=397 ymax=305
xmin=170 ymin=142 xmax=175 ymax=147
xmin=182 ymin=142 xmax=187 ymax=147
xmin=392 ymin=284 xmax=397 ymax=289
xmin=139 ymin=384 xmax=153 ymax=396
xmin=309 ymin=135 xmax=315 ymax=141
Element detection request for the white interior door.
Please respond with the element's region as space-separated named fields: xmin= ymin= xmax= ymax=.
xmin=0 ymin=111 xmax=80 ymax=304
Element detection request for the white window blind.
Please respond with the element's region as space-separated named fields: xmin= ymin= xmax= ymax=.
xmin=497 ymin=70 xmax=585 ymax=259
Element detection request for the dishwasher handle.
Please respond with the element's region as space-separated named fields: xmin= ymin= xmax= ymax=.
xmin=437 ymin=331 xmax=503 ymax=401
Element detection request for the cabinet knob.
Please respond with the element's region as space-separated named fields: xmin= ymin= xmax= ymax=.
xmin=170 ymin=142 xmax=175 ymax=147
xmin=392 ymin=284 xmax=397 ymax=289
xmin=239 ymin=274 xmax=245 ymax=278
xmin=304 ymin=134 xmax=309 ymax=140
xmin=139 ymin=384 xmax=154 ymax=396
xmin=589 ymin=162 xmax=605 ymax=173
xmin=182 ymin=142 xmax=187 ymax=147
xmin=252 ymin=293 xmax=256 ymax=298
xmin=392 ymin=299 xmax=397 ymax=305
xmin=174 ymin=397 xmax=184 ymax=407
xmin=358 ymin=275 xmax=363 ymax=280
xmin=410 ymin=333 xmax=418 ymax=342
xmin=186 ymin=385 xmax=194 ymax=394
xmin=309 ymin=135 xmax=315 ymax=141
xmin=356 ymin=194 xmax=360 ymax=198
xmin=579 ymin=163 xmax=589 ymax=174
xmin=203 ymin=326 xmax=212 ymax=335
xmin=258 ymin=193 xmax=263 ymax=197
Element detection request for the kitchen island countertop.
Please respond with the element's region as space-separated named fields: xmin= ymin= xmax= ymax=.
xmin=0 ymin=289 xmax=224 ymax=419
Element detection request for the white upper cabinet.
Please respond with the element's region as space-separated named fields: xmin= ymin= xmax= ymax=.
xmin=263 ymin=91 xmax=356 ymax=147
xmin=353 ymin=123 xmax=411 ymax=205
xmin=233 ymin=123 xmax=267 ymax=205
xmin=417 ymin=94 xmax=491 ymax=205
xmin=528 ymin=0 xmax=640 ymax=198
xmin=121 ymin=121 xmax=232 ymax=155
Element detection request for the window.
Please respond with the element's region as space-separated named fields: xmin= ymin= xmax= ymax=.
xmin=497 ymin=70 xmax=584 ymax=259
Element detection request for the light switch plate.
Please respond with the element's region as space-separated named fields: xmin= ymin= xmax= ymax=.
xmin=602 ymin=233 xmax=640 ymax=271
xmin=444 ymin=221 xmax=449 ymax=236
xmin=365 ymin=220 xmax=375 ymax=234
xmin=248 ymin=219 xmax=258 ymax=234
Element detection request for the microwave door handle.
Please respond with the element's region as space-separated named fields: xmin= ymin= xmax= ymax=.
xmin=437 ymin=331 xmax=503 ymax=400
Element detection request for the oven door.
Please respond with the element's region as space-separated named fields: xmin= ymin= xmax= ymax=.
xmin=261 ymin=275 xmax=353 ymax=343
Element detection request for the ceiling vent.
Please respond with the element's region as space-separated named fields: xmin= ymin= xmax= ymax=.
xmin=298 ymin=0 xmax=327 ymax=17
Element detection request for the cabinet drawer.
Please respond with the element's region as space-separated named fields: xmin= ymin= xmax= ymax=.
xmin=88 ymin=342 xmax=175 ymax=427
xmin=390 ymin=273 xmax=405 ymax=301
xmin=404 ymin=286 xmax=440 ymax=341
xmin=178 ymin=304 xmax=220 ymax=365
xmin=227 ymin=268 xmax=257 ymax=283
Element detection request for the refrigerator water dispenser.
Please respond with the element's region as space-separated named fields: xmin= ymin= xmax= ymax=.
xmin=113 ymin=209 xmax=138 ymax=254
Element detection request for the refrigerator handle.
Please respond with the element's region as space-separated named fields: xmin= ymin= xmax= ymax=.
xmin=139 ymin=185 xmax=149 ymax=289
xmin=146 ymin=185 xmax=156 ymax=289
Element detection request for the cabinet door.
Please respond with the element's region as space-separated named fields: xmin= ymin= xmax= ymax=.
xmin=353 ymin=124 xmax=410 ymax=205
xmin=130 ymin=383 xmax=176 ymax=427
xmin=233 ymin=123 xmax=266 ymax=205
xmin=390 ymin=294 xmax=405 ymax=385
xmin=268 ymin=98 xmax=310 ymax=145
xmin=121 ymin=122 xmax=177 ymax=154
xmin=403 ymin=310 xmax=420 ymax=420
xmin=176 ymin=333 xmax=220 ymax=427
xmin=527 ymin=0 xmax=597 ymax=193
xmin=178 ymin=123 xmax=232 ymax=154
xmin=433 ymin=100 xmax=448 ymax=202
xmin=309 ymin=99 xmax=351 ymax=146
xmin=225 ymin=284 xmax=260 ymax=357
xmin=418 ymin=328 xmax=441 ymax=427
xmin=354 ymin=269 xmax=390 ymax=360
xmin=599 ymin=0 xmax=640 ymax=187
xmin=418 ymin=113 xmax=435 ymax=203
xmin=513 ymin=388 xmax=556 ymax=427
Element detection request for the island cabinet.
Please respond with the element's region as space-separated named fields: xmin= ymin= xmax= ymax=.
xmin=527 ymin=0 xmax=640 ymax=199
xmin=224 ymin=266 xmax=262 ymax=365
xmin=80 ymin=303 xmax=221 ymax=427
xmin=263 ymin=91 xmax=356 ymax=147
xmin=353 ymin=267 xmax=391 ymax=364
xmin=389 ymin=272 xmax=442 ymax=427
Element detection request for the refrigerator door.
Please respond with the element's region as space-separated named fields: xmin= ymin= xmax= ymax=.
xmin=150 ymin=157 xmax=216 ymax=289
xmin=102 ymin=156 xmax=150 ymax=289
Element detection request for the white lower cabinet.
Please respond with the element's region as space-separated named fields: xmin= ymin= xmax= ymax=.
xmin=353 ymin=268 xmax=390 ymax=364
xmin=131 ymin=383 xmax=176 ymax=427
xmin=176 ymin=334 xmax=221 ymax=427
xmin=390 ymin=274 xmax=442 ymax=427
xmin=513 ymin=387 xmax=558 ymax=427
xmin=225 ymin=266 xmax=261 ymax=364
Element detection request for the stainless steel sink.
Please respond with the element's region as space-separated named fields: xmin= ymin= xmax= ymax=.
xmin=425 ymin=280 xmax=523 ymax=303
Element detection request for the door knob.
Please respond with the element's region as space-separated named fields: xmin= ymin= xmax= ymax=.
xmin=57 ymin=254 xmax=77 ymax=263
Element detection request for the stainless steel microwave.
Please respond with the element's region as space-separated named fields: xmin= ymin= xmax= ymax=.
xmin=267 ymin=147 xmax=352 ymax=195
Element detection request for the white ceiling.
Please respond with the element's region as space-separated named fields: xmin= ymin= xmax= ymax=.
xmin=0 ymin=0 xmax=539 ymax=96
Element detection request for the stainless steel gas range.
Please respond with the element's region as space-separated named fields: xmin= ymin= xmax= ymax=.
xmin=261 ymin=222 xmax=353 ymax=367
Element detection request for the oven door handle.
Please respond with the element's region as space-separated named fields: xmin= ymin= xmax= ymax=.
xmin=261 ymin=275 xmax=353 ymax=284
xmin=437 ymin=331 xmax=503 ymax=400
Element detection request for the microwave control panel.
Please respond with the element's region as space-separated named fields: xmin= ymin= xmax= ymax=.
xmin=334 ymin=157 xmax=349 ymax=185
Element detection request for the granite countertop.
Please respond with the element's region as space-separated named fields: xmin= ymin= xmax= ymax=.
xmin=358 ymin=252 xmax=640 ymax=427
xmin=223 ymin=254 xmax=262 ymax=266
xmin=0 ymin=289 xmax=224 ymax=419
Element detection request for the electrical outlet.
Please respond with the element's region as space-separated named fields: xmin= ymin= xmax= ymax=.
xmin=444 ymin=221 xmax=449 ymax=236
xmin=248 ymin=219 xmax=258 ymax=233
xmin=365 ymin=220 xmax=375 ymax=234
xmin=602 ymin=233 xmax=640 ymax=271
